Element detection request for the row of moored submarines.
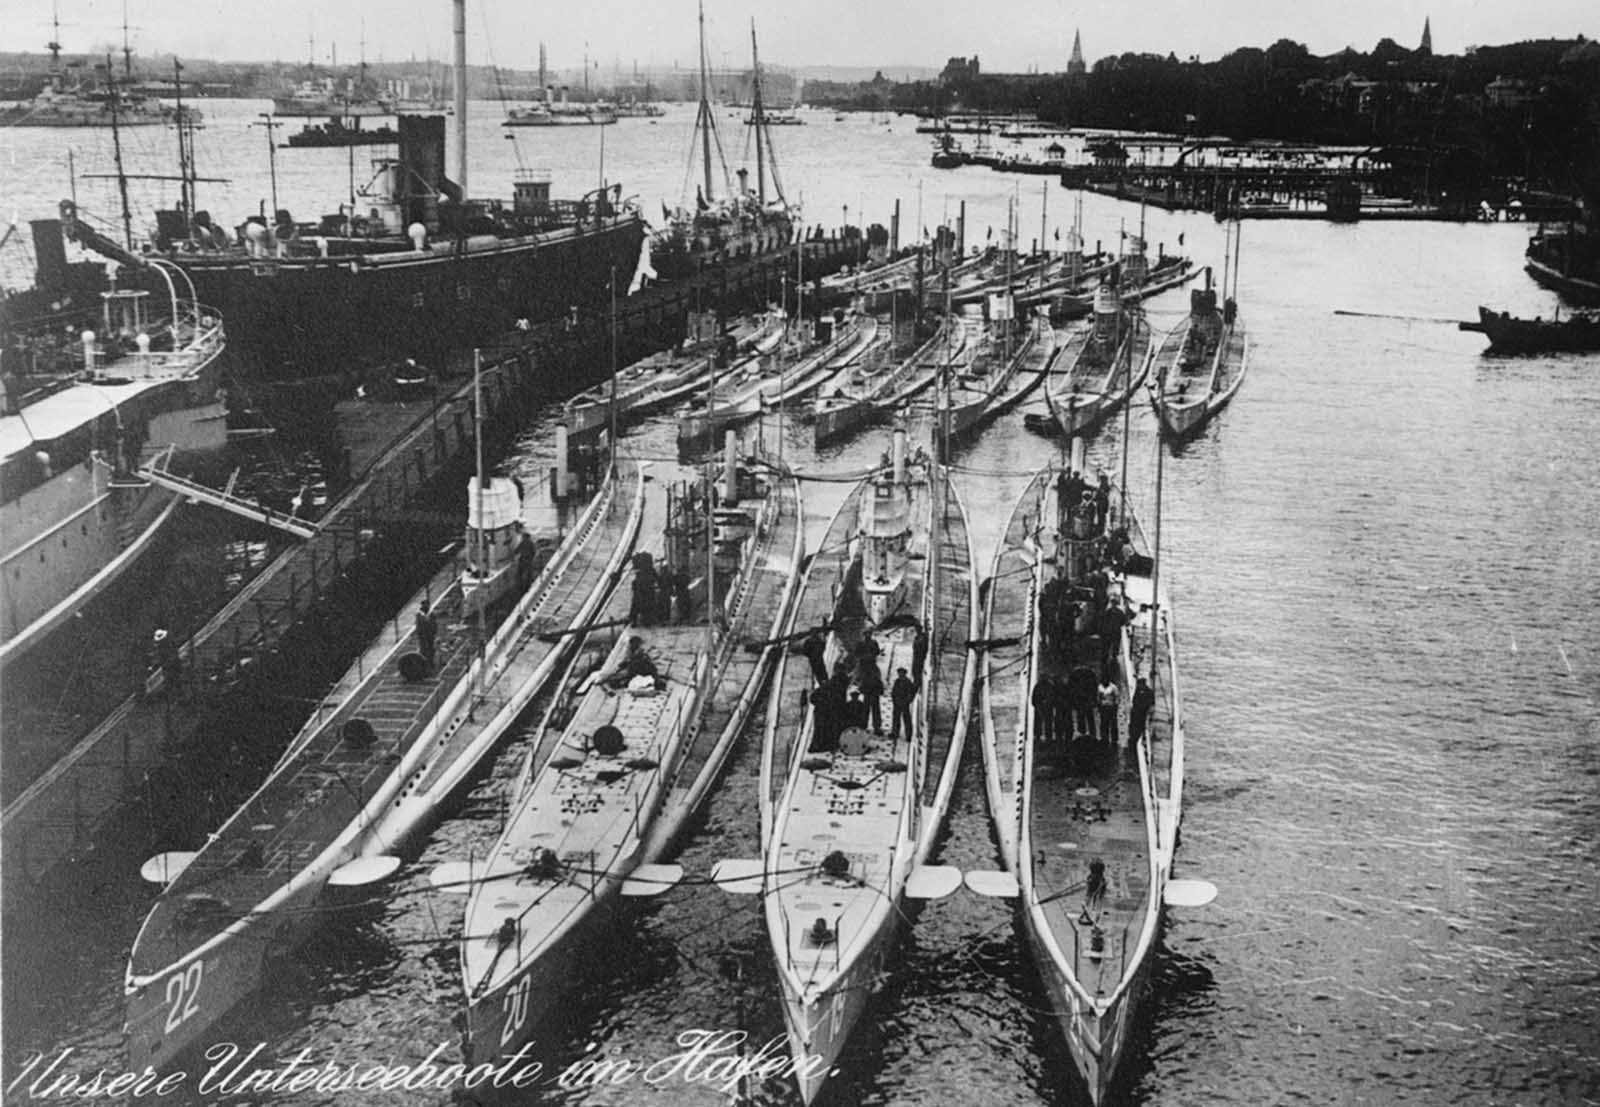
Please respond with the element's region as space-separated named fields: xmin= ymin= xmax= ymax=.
xmin=124 ymin=237 xmax=1240 ymax=1104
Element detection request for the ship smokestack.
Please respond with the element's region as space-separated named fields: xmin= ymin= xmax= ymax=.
xmin=892 ymin=428 xmax=906 ymax=484
xmin=452 ymin=0 xmax=467 ymax=197
xmin=723 ymin=431 xmax=738 ymax=505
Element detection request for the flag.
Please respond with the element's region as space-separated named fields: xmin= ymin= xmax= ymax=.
xmin=1054 ymin=228 xmax=1061 ymax=240
xmin=1178 ymin=232 xmax=1185 ymax=246
xmin=986 ymin=226 xmax=993 ymax=241
xmin=628 ymin=235 xmax=656 ymax=294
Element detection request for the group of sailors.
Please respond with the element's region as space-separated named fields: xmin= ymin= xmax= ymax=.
xmin=1031 ymin=467 xmax=1154 ymax=748
xmin=800 ymin=625 xmax=927 ymax=753
xmin=627 ymin=551 xmax=696 ymax=627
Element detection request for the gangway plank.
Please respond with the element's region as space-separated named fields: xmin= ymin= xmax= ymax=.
xmin=138 ymin=456 xmax=317 ymax=540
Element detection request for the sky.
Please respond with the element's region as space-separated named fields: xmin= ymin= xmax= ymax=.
xmin=6 ymin=0 xmax=1597 ymax=74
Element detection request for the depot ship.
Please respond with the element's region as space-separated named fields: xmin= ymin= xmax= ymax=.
xmin=64 ymin=0 xmax=645 ymax=380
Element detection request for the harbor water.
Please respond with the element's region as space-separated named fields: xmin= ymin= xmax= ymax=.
xmin=3 ymin=100 xmax=1599 ymax=1105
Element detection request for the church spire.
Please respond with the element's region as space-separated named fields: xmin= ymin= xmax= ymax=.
xmin=1068 ymin=28 xmax=1086 ymax=76
xmin=1419 ymin=16 xmax=1432 ymax=54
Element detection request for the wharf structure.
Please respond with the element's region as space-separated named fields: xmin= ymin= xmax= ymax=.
xmin=1056 ymin=136 xmax=1538 ymax=221
xmin=0 ymin=232 xmax=865 ymax=899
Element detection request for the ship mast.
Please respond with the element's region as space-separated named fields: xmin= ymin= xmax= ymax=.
xmin=47 ymin=5 xmax=63 ymax=91
xmin=173 ymin=60 xmax=193 ymax=219
xmin=750 ymin=20 xmax=766 ymax=207
xmin=452 ymin=0 xmax=467 ymax=197
xmin=696 ymin=0 xmax=714 ymax=203
xmin=106 ymin=56 xmax=134 ymax=252
xmin=121 ymin=0 xmax=134 ymax=79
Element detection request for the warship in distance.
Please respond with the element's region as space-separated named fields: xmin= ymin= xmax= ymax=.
xmin=63 ymin=0 xmax=645 ymax=380
xmin=0 ymin=21 xmax=194 ymax=129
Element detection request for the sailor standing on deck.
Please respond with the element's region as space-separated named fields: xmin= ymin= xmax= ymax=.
xmin=415 ymin=604 xmax=438 ymax=668
xmin=514 ymin=522 xmax=537 ymax=592
xmin=1130 ymin=675 xmax=1155 ymax=743
xmin=1097 ymin=673 xmax=1120 ymax=745
xmin=858 ymin=659 xmax=885 ymax=735
xmin=800 ymin=628 xmax=829 ymax=685
xmin=890 ymin=668 xmax=917 ymax=741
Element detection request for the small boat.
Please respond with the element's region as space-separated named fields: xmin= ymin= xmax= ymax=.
xmin=1523 ymin=217 xmax=1600 ymax=304
xmin=459 ymin=448 xmax=802 ymax=1064
xmin=123 ymin=452 xmax=644 ymax=1072
xmin=755 ymin=428 xmax=977 ymax=1102
xmin=502 ymin=100 xmax=618 ymax=127
xmin=1458 ymin=305 xmax=1600 ymax=353
xmin=1044 ymin=283 xmax=1151 ymax=437
xmin=980 ymin=434 xmax=1188 ymax=1105
xmin=931 ymin=135 xmax=968 ymax=169
xmin=1151 ymin=267 xmax=1249 ymax=438
xmin=282 ymin=117 xmax=399 ymax=148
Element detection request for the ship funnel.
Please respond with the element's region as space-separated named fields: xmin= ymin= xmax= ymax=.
xmin=1069 ymin=437 xmax=1087 ymax=476
xmin=892 ymin=428 xmax=906 ymax=484
xmin=29 ymin=219 xmax=69 ymax=290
